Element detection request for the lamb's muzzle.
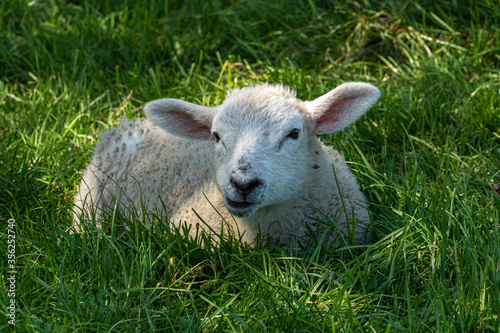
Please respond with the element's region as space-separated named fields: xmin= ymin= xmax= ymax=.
xmin=225 ymin=176 xmax=266 ymax=217
xmin=229 ymin=177 xmax=264 ymax=198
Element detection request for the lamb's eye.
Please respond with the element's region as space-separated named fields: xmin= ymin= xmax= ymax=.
xmin=212 ymin=132 xmax=221 ymax=143
xmin=287 ymin=128 xmax=300 ymax=140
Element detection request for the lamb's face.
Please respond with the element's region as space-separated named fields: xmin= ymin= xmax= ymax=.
xmin=210 ymin=91 xmax=310 ymax=217
xmin=145 ymin=82 xmax=381 ymax=218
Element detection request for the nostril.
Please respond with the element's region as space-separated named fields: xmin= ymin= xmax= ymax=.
xmin=242 ymin=179 xmax=260 ymax=192
xmin=230 ymin=177 xmax=262 ymax=196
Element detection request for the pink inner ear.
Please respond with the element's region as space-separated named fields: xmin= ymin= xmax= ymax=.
xmin=315 ymin=96 xmax=356 ymax=129
xmin=169 ymin=111 xmax=211 ymax=136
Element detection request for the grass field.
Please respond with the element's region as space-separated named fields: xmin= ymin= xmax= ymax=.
xmin=1 ymin=0 xmax=500 ymax=331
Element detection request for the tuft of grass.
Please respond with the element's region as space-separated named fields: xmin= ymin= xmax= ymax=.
xmin=1 ymin=0 xmax=500 ymax=331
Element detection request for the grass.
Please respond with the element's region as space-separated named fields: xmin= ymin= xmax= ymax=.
xmin=1 ymin=0 xmax=500 ymax=331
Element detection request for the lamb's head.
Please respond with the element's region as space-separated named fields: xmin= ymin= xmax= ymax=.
xmin=144 ymin=82 xmax=380 ymax=217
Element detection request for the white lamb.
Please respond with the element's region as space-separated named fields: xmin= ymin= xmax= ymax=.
xmin=73 ymin=82 xmax=380 ymax=248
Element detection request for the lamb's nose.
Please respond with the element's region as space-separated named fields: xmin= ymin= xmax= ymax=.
xmin=230 ymin=177 xmax=262 ymax=197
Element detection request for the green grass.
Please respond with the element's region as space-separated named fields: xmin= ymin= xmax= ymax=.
xmin=1 ymin=0 xmax=500 ymax=331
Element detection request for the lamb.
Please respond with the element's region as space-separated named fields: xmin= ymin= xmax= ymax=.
xmin=73 ymin=82 xmax=380 ymax=248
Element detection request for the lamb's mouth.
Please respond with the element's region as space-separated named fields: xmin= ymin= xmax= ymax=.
xmin=226 ymin=197 xmax=254 ymax=208
xmin=224 ymin=197 xmax=259 ymax=217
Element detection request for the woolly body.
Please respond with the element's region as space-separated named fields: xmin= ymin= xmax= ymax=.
xmin=74 ymin=83 xmax=380 ymax=246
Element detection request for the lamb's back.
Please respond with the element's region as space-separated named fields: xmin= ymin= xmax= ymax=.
xmin=74 ymin=118 xmax=214 ymax=223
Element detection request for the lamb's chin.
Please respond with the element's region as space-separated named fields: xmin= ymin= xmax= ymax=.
xmin=224 ymin=197 xmax=260 ymax=217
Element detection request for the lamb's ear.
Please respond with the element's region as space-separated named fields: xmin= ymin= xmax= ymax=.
xmin=144 ymin=99 xmax=218 ymax=140
xmin=305 ymin=82 xmax=380 ymax=135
